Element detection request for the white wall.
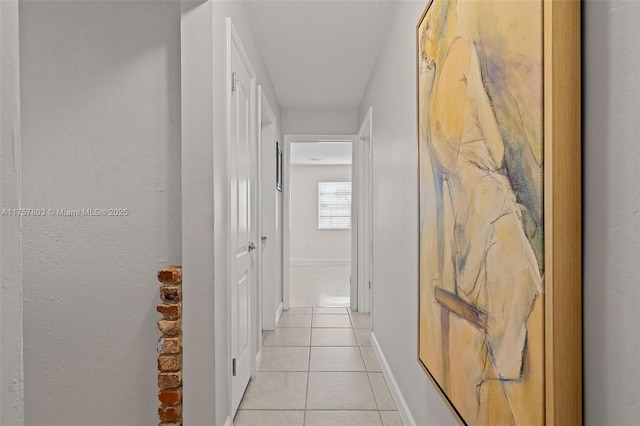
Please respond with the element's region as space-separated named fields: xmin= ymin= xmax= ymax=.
xmin=361 ymin=1 xmax=640 ymax=425
xmin=357 ymin=2 xmax=457 ymax=424
xmin=19 ymin=2 xmax=181 ymax=425
xmin=583 ymin=1 xmax=640 ymax=424
xmin=290 ymin=165 xmax=351 ymax=261
xmin=0 ymin=1 xmax=24 ymax=424
xmin=180 ymin=1 xmax=216 ymax=423
xmin=282 ymin=108 xmax=358 ymax=134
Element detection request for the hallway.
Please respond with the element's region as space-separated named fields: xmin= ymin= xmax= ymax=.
xmin=234 ymin=308 xmax=402 ymax=426
xmin=3 ymin=1 xmax=626 ymax=425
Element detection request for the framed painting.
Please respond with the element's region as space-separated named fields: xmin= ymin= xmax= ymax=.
xmin=417 ymin=1 xmax=581 ymax=425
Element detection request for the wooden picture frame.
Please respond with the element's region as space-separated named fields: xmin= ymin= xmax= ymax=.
xmin=416 ymin=1 xmax=581 ymax=425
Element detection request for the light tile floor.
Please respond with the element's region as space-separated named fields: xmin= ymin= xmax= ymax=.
xmin=290 ymin=262 xmax=351 ymax=307
xmin=236 ymin=308 xmax=403 ymax=426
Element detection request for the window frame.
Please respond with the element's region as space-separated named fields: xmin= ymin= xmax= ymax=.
xmin=317 ymin=181 xmax=352 ymax=230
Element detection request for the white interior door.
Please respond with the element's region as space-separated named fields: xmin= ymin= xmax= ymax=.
xmin=364 ymin=136 xmax=373 ymax=313
xmin=357 ymin=109 xmax=373 ymax=313
xmin=260 ymin=126 xmax=275 ymax=328
xmin=230 ymin=37 xmax=254 ymax=415
xmin=351 ymin=140 xmax=359 ymax=311
xmin=356 ymin=139 xmax=370 ymax=311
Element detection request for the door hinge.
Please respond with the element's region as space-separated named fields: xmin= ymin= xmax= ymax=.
xmin=231 ymin=72 xmax=238 ymax=93
xmin=369 ymin=281 xmax=371 ymax=289
xmin=232 ymin=358 xmax=237 ymax=376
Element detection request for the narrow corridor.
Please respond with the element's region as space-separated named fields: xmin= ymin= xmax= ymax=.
xmin=234 ymin=308 xmax=403 ymax=425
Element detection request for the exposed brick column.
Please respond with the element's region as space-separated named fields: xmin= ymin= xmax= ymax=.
xmin=156 ymin=266 xmax=183 ymax=426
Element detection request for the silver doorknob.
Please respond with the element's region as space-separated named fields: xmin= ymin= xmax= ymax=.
xmin=248 ymin=242 xmax=256 ymax=251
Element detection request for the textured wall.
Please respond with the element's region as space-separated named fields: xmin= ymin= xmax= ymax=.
xmin=583 ymin=1 xmax=640 ymax=424
xmin=0 ymin=1 xmax=25 ymax=424
xmin=19 ymin=2 xmax=181 ymax=424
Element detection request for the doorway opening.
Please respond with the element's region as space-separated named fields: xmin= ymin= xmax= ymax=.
xmin=285 ymin=136 xmax=354 ymax=308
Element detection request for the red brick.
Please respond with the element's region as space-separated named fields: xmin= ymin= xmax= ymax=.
xmin=158 ymin=337 xmax=181 ymax=354
xmin=159 ymin=388 xmax=182 ymax=405
xmin=157 ymin=304 xmax=181 ymax=319
xmin=158 ymin=354 xmax=182 ymax=372
xmin=158 ymin=405 xmax=181 ymax=422
xmin=160 ymin=286 xmax=182 ymax=303
xmin=158 ymin=266 xmax=182 ymax=284
xmin=157 ymin=320 xmax=182 ymax=337
xmin=158 ymin=372 xmax=182 ymax=389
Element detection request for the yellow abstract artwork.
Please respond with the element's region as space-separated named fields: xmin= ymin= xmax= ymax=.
xmin=417 ymin=0 xmax=545 ymax=424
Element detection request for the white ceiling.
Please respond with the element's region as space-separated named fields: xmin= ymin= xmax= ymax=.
xmin=245 ymin=0 xmax=395 ymax=109
xmin=290 ymin=142 xmax=352 ymax=165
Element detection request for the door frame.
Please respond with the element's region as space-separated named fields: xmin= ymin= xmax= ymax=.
xmin=282 ymin=134 xmax=357 ymax=310
xmin=356 ymin=108 xmax=373 ymax=314
xmin=226 ymin=17 xmax=257 ymax=417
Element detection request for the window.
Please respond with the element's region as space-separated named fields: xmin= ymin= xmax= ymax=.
xmin=318 ymin=181 xmax=351 ymax=230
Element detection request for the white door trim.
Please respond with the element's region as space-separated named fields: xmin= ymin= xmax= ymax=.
xmin=282 ymin=134 xmax=357 ymax=310
xmin=357 ymin=108 xmax=373 ymax=314
xmin=226 ymin=17 xmax=257 ymax=417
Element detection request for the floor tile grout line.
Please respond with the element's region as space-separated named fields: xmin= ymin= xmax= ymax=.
xmin=364 ymin=359 xmax=382 ymax=411
xmin=303 ymin=329 xmax=311 ymax=426
xmin=361 ymin=345 xmax=371 ymax=372
xmin=251 ymin=310 xmax=374 ymax=424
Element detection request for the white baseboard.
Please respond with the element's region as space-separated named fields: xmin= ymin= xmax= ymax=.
xmin=290 ymin=257 xmax=350 ymax=263
xmin=224 ymin=415 xmax=232 ymax=426
xmin=255 ymin=348 xmax=263 ymax=375
xmin=371 ymin=332 xmax=416 ymax=426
